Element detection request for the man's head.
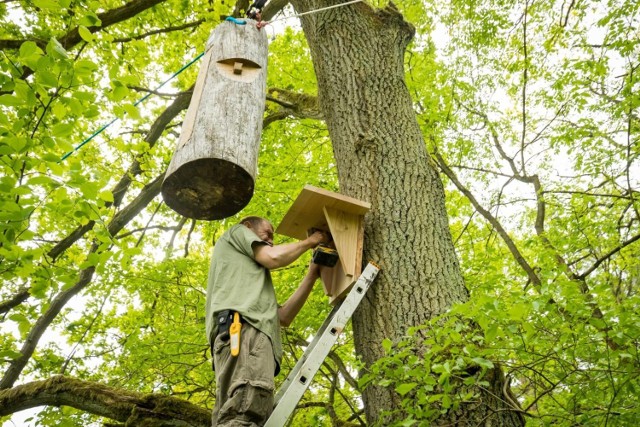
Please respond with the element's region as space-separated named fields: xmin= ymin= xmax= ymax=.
xmin=240 ymin=216 xmax=274 ymax=246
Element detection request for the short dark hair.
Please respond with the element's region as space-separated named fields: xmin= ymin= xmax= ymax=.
xmin=239 ymin=216 xmax=267 ymax=228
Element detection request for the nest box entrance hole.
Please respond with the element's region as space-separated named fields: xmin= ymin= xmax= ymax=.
xmin=216 ymin=58 xmax=261 ymax=82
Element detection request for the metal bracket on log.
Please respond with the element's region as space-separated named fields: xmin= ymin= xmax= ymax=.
xmin=162 ymin=20 xmax=268 ymax=220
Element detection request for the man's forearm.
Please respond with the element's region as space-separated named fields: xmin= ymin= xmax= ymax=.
xmin=278 ymin=272 xmax=318 ymax=327
xmin=254 ymin=239 xmax=316 ymax=270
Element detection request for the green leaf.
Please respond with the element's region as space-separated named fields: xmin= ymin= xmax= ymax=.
xmin=38 ymin=70 xmax=59 ymax=88
xmin=28 ymin=175 xmax=57 ymax=186
xmin=442 ymin=394 xmax=452 ymax=409
xmin=78 ymin=12 xmax=102 ymax=27
xmin=78 ymin=26 xmax=94 ymax=42
xmin=0 ymin=94 xmax=25 ymax=106
xmin=123 ymin=104 xmax=141 ymax=120
xmin=33 ymin=0 xmax=60 ymax=9
xmin=112 ymin=84 xmax=129 ymax=102
xmin=0 ymin=350 xmax=23 ymax=360
xmin=79 ymin=181 xmax=99 ymax=199
xmin=396 ymin=382 xmax=418 ymax=396
xmin=52 ymin=122 xmax=75 ymax=138
xmin=19 ymin=41 xmax=43 ymax=58
xmin=52 ymin=102 xmax=67 ymax=119
xmin=9 ymin=313 xmax=28 ymax=323
xmin=485 ymin=324 xmax=499 ymax=342
xmin=75 ymin=59 xmax=97 ymax=75
xmin=98 ymin=190 xmax=114 ymax=203
xmin=471 ymin=357 xmax=494 ymax=370
xmin=47 ymin=37 xmax=68 ymax=59
xmin=18 ymin=319 xmax=31 ymax=336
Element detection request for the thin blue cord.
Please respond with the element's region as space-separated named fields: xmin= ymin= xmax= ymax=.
xmin=225 ymin=16 xmax=247 ymax=25
xmin=59 ymin=52 xmax=205 ymax=162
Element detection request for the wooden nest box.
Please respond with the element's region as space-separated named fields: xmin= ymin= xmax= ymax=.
xmin=277 ymin=185 xmax=371 ymax=303
xmin=162 ymin=20 xmax=268 ymax=220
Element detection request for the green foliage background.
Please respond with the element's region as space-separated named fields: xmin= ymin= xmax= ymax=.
xmin=0 ymin=0 xmax=638 ymax=425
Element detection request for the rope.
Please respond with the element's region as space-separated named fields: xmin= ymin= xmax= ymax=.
xmin=59 ymin=52 xmax=204 ymax=162
xmin=61 ymin=1 xmax=364 ymax=161
xmin=225 ymin=16 xmax=247 ymax=25
xmin=266 ymin=0 xmax=364 ymax=25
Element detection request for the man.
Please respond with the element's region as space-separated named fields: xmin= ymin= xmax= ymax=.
xmin=205 ymin=216 xmax=330 ymax=426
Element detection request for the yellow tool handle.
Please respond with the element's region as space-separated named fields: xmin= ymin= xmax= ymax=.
xmin=229 ymin=312 xmax=242 ymax=357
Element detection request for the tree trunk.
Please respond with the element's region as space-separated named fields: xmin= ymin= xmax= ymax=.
xmin=291 ymin=1 xmax=525 ymax=425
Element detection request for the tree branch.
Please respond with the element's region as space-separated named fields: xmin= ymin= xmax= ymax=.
xmin=184 ymin=219 xmax=196 ymax=258
xmin=0 ymin=286 xmax=30 ymax=317
xmin=267 ymin=87 xmax=323 ymax=120
xmin=0 ymin=375 xmax=210 ymax=426
xmin=113 ymin=19 xmax=206 ymax=43
xmin=46 ymin=87 xmax=192 ymax=263
xmin=577 ymin=233 xmax=640 ymax=280
xmin=0 ymin=38 xmax=45 ymax=50
xmin=0 ymin=0 xmax=167 ymax=89
xmin=262 ymin=0 xmax=290 ymax=21
xmin=0 ymin=175 xmax=164 ymax=390
xmin=115 ymin=224 xmax=184 ymax=240
xmin=433 ymin=150 xmax=542 ymax=289
xmin=519 ymin=0 xmax=530 ymax=174
xmin=559 ymin=0 xmax=576 ymax=27
xmin=58 ymin=0 xmax=166 ymax=50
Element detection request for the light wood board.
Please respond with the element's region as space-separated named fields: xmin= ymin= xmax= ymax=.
xmin=276 ymin=185 xmax=370 ymax=240
xmin=276 ymin=185 xmax=370 ymax=303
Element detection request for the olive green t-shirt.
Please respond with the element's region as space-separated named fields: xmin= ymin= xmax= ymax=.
xmin=205 ymin=224 xmax=282 ymax=371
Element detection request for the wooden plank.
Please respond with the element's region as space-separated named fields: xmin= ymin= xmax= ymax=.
xmin=323 ymin=207 xmax=359 ymax=277
xmin=354 ymin=215 xmax=365 ymax=278
xmin=175 ymin=49 xmax=212 ymax=152
xmin=328 ymin=216 xmax=365 ymax=303
xmin=329 ymin=270 xmax=354 ymax=305
xmin=233 ymin=61 xmax=243 ymax=75
xmin=317 ymin=260 xmax=353 ymax=302
xmin=276 ymin=185 xmax=370 ymax=240
xmin=318 ymin=263 xmax=337 ymax=297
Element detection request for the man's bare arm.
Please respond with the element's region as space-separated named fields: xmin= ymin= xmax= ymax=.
xmin=253 ymin=230 xmax=327 ymax=270
xmin=278 ymin=263 xmax=321 ymax=327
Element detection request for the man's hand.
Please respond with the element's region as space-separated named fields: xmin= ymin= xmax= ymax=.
xmin=306 ymin=259 xmax=322 ymax=281
xmin=306 ymin=229 xmax=331 ymax=247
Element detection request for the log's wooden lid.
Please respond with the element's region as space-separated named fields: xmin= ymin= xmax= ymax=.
xmin=276 ymin=185 xmax=370 ymax=240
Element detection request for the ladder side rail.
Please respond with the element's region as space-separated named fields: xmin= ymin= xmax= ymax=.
xmin=274 ymin=302 xmax=342 ymax=404
xmin=265 ymin=263 xmax=379 ymax=427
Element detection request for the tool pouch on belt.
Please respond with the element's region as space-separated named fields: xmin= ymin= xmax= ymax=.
xmin=216 ymin=310 xmax=242 ymax=357
xmin=216 ymin=310 xmax=234 ymax=337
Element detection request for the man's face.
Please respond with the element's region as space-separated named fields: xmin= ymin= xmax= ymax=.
xmin=248 ymin=220 xmax=274 ymax=246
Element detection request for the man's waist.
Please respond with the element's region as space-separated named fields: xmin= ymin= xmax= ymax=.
xmin=216 ymin=309 xmax=247 ymax=337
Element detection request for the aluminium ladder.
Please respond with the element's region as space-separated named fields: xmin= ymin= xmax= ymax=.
xmin=264 ymin=262 xmax=380 ymax=427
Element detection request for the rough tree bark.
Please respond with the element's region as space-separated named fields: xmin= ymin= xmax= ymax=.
xmin=0 ymin=376 xmax=210 ymax=427
xmin=290 ymin=0 xmax=525 ymax=425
